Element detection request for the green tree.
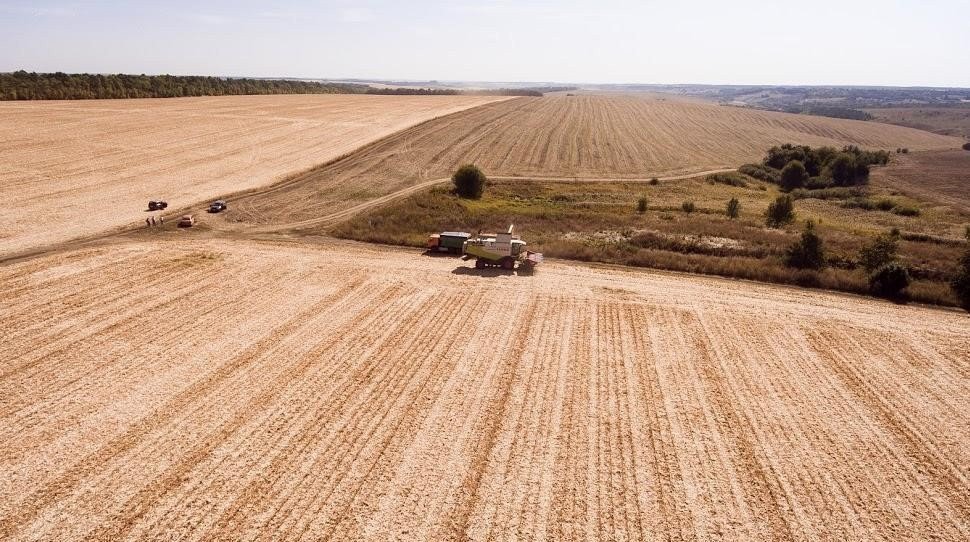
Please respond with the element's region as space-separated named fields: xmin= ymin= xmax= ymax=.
xmin=859 ymin=232 xmax=899 ymax=272
xmin=779 ymin=160 xmax=809 ymax=191
xmin=785 ymin=220 xmax=826 ymax=269
xmin=765 ymin=195 xmax=795 ymax=227
xmin=452 ymin=164 xmax=487 ymax=199
xmin=726 ymin=197 xmax=740 ymax=219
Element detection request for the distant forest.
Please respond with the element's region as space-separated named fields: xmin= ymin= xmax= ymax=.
xmin=0 ymin=71 xmax=548 ymax=100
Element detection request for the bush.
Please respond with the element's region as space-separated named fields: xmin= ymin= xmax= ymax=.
xmin=681 ymin=201 xmax=696 ymax=213
xmin=780 ymin=160 xmax=809 ymax=191
xmin=637 ymin=196 xmax=648 ymax=214
xmin=963 ymin=142 xmax=970 ymax=151
xmin=765 ymin=195 xmax=795 ymax=227
xmin=951 ymin=250 xmax=970 ymax=311
xmin=785 ymin=221 xmax=826 ymax=270
xmin=804 ymin=177 xmax=833 ymax=190
xmin=738 ymin=163 xmax=779 ymax=183
xmin=841 ymin=198 xmax=877 ymax=211
xmin=869 ymin=263 xmax=910 ymax=298
xmin=726 ymin=197 xmax=740 ymax=219
xmin=791 ymin=187 xmax=862 ymax=200
xmin=892 ymin=205 xmax=920 ymax=217
xmin=452 ymin=164 xmax=486 ymax=199
xmin=707 ymin=172 xmax=748 ymax=187
xmin=649 ymin=177 xmax=659 ymax=185
xmin=859 ymin=232 xmax=899 ymax=272
xmin=876 ymin=199 xmax=896 ymax=211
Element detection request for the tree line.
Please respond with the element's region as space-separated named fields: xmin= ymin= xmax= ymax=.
xmin=0 ymin=71 xmax=550 ymax=100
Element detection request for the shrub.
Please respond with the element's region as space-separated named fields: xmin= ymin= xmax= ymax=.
xmin=785 ymin=221 xmax=826 ymax=270
xmin=738 ymin=163 xmax=779 ymax=183
xmin=681 ymin=201 xmax=696 ymax=213
xmin=791 ymin=187 xmax=862 ymax=200
xmin=951 ymin=250 xmax=970 ymax=311
xmin=841 ymin=198 xmax=876 ymax=211
xmin=779 ymin=160 xmax=809 ymax=191
xmin=765 ymin=195 xmax=795 ymax=227
xmin=452 ymin=164 xmax=486 ymax=199
xmin=901 ymin=148 xmax=909 ymax=154
xmin=637 ymin=196 xmax=648 ymax=214
xmin=892 ymin=205 xmax=920 ymax=217
xmin=649 ymin=177 xmax=659 ymax=185
xmin=963 ymin=142 xmax=970 ymax=151
xmin=804 ymin=177 xmax=833 ymax=190
xmin=869 ymin=263 xmax=910 ymax=298
xmin=859 ymin=232 xmax=899 ymax=272
xmin=707 ymin=172 xmax=748 ymax=187
xmin=726 ymin=197 xmax=740 ymax=219
xmin=876 ymin=199 xmax=896 ymax=211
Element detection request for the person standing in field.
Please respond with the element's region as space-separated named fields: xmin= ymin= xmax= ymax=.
xmin=159 ymin=215 xmax=164 ymax=226
xmin=146 ymin=217 xmax=151 ymax=227
xmin=151 ymin=216 xmax=156 ymax=226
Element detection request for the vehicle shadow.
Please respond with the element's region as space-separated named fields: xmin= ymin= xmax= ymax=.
xmin=451 ymin=265 xmax=535 ymax=277
xmin=422 ymin=250 xmax=463 ymax=258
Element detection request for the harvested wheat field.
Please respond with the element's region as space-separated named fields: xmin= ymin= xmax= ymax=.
xmin=2 ymin=237 xmax=967 ymax=541
xmin=872 ymin=149 xmax=970 ymax=213
xmin=0 ymin=94 xmax=505 ymax=257
xmin=220 ymin=94 xmax=961 ymax=230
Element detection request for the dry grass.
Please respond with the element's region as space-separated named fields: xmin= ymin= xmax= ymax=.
xmin=334 ymin=175 xmax=968 ymax=306
xmin=0 ymin=94 xmax=507 ymax=257
xmin=2 ymin=238 xmax=967 ymax=540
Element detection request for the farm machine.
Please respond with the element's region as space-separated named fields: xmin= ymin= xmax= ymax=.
xmin=463 ymin=225 xmax=543 ymax=270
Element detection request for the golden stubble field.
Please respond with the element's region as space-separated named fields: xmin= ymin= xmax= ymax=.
xmin=1 ymin=238 xmax=967 ymax=541
xmin=0 ymin=94 xmax=506 ymax=257
xmin=217 ymin=94 xmax=962 ymax=230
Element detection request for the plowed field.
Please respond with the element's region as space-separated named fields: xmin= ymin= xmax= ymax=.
xmin=219 ymin=95 xmax=961 ymax=230
xmin=0 ymin=94 xmax=505 ymax=257
xmin=2 ymin=238 xmax=966 ymax=541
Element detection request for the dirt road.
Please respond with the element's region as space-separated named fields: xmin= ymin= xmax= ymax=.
xmin=2 ymin=238 xmax=966 ymax=540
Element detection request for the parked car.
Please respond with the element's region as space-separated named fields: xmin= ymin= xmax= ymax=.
xmin=148 ymin=200 xmax=168 ymax=211
xmin=178 ymin=215 xmax=195 ymax=227
xmin=208 ymin=200 xmax=227 ymax=213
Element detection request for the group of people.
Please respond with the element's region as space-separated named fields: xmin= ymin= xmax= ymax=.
xmin=145 ymin=215 xmax=163 ymax=227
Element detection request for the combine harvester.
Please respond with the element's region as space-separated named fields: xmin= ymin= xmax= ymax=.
xmin=464 ymin=225 xmax=543 ymax=270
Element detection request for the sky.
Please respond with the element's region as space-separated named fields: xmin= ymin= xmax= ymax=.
xmin=1 ymin=0 xmax=968 ymax=87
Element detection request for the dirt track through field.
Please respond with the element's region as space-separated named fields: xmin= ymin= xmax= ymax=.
xmin=0 ymin=94 xmax=505 ymax=257
xmin=2 ymin=238 xmax=967 ymax=541
xmin=218 ymin=94 xmax=961 ymax=231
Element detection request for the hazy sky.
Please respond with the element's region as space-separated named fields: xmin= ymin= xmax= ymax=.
xmin=1 ymin=0 xmax=968 ymax=87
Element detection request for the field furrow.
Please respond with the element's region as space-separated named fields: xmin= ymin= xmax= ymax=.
xmin=1 ymin=238 xmax=967 ymax=541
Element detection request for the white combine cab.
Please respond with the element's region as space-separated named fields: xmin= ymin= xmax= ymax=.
xmin=463 ymin=224 xmax=543 ymax=270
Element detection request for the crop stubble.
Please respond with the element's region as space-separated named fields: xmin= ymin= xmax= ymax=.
xmin=1 ymin=238 xmax=966 ymax=540
xmin=0 ymin=94 xmax=506 ymax=257
xmin=220 ymin=94 xmax=961 ymax=230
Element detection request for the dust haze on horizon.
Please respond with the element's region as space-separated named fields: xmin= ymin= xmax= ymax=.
xmin=1 ymin=0 xmax=969 ymax=88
